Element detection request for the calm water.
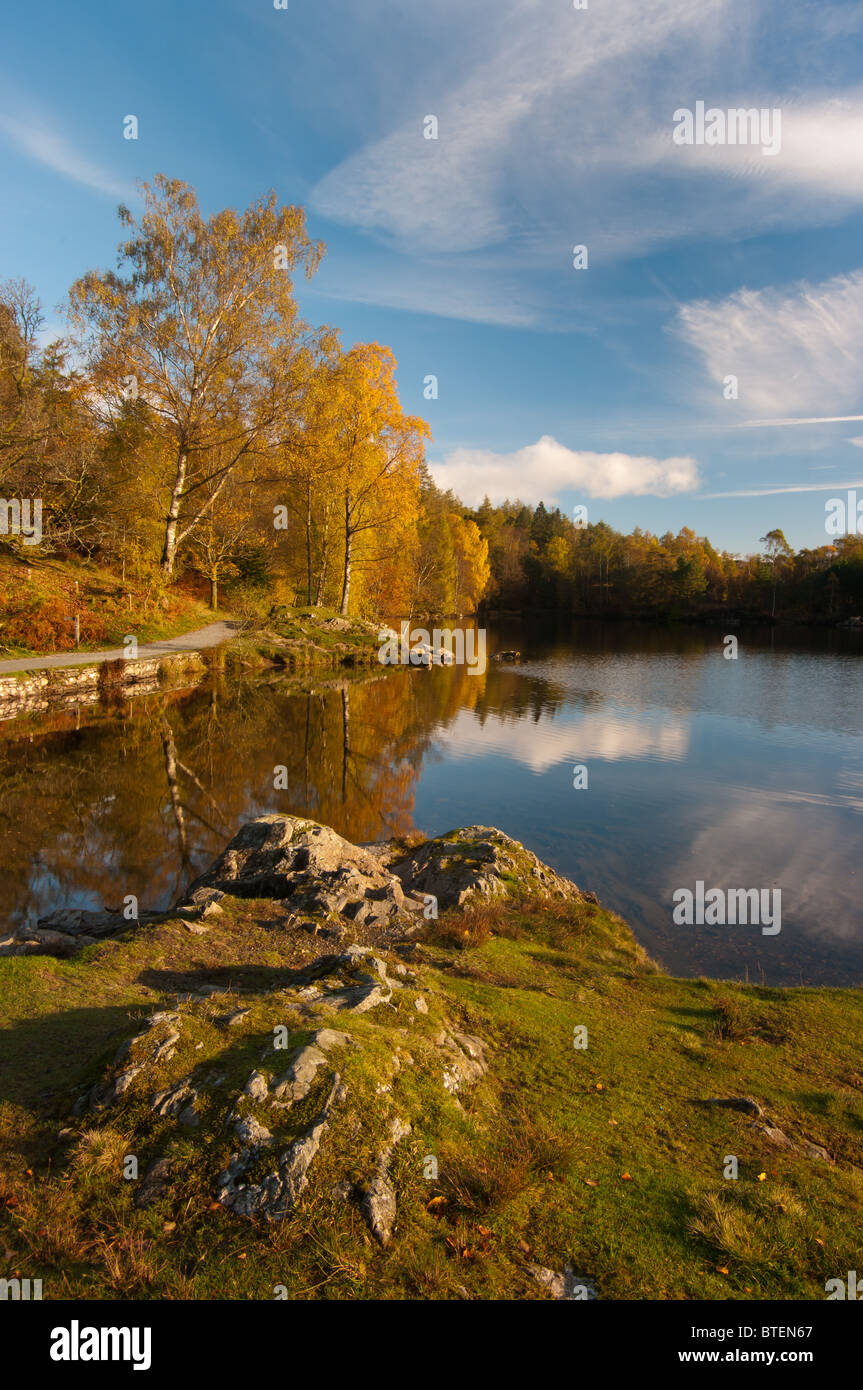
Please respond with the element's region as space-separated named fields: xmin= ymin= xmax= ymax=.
xmin=2 ymin=619 xmax=861 ymax=986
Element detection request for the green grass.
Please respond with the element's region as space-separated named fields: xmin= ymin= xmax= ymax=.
xmin=1 ymin=892 xmax=860 ymax=1300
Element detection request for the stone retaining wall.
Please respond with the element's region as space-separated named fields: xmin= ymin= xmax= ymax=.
xmin=0 ymin=652 xmax=207 ymax=719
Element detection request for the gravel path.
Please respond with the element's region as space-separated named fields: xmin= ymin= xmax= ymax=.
xmin=0 ymin=620 xmax=241 ymax=674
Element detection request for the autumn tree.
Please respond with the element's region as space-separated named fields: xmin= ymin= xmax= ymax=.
xmin=268 ymin=335 xmax=345 ymax=607
xmin=69 ymin=176 xmax=324 ymax=578
xmin=760 ymin=527 xmax=792 ymax=617
xmin=449 ymin=514 xmax=490 ymax=612
xmin=0 ymin=278 xmax=47 ymax=494
xmin=328 ymin=344 xmax=429 ymax=616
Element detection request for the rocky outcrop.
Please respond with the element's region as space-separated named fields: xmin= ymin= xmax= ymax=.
xmin=63 ymin=934 xmax=490 ymax=1239
xmin=186 ymin=817 xmax=429 ymax=931
xmin=4 ymin=816 xmax=584 ymax=959
xmin=217 ymin=1072 xmax=347 ymax=1221
xmin=381 ymin=825 xmax=581 ymax=910
xmin=185 ymin=815 xmax=582 ymax=924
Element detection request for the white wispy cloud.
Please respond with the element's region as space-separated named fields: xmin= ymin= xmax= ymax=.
xmin=699 ymin=480 xmax=863 ymax=499
xmin=659 ymin=94 xmax=863 ymax=203
xmin=0 ymin=114 xmax=134 ymax=200
xmin=306 ymin=0 xmax=863 ymax=326
xmin=310 ymin=0 xmax=733 ymax=258
xmin=430 ymin=436 xmax=699 ymax=506
xmin=674 ymin=269 xmax=863 ymax=417
xmin=738 ymin=415 xmax=863 ymax=428
xmin=307 ymin=258 xmax=543 ymax=328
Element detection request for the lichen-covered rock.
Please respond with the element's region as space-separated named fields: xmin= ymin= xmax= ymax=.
xmin=134 ymin=1154 xmax=175 ymax=1209
xmin=438 ymin=1030 xmax=489 ymax=1095
xmin=186 ymin=816 xmax=580 ymax=926
xmin=272 ymin=1044 xmax=328 ymax=1103
xmin=217 ymin=1074 xmax=345 ymax=1221
xmin=361 ymin=1117 xmax=412 ymax=1247
xmin=384 ymin=825 xmax=582 ymax=910
xmin=152 ymin=1077 xmax=197 ymax=1119
xmin=185 ymin=816 xmax=426 ymax=928
xmin=84 ymin=1064 xmax=142 ymax=1114
xmin=528 ymin=1264 xmax=598 ymax=1300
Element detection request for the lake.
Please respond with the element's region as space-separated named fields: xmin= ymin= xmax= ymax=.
xmin=2 ymin=618 xmax=861 ymax=986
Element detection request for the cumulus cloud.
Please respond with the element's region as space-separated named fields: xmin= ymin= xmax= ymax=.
xmin=674 ymin=269 xmax=863 ymax=417
xmin=429 ymin=435 xmax=699 ymax=506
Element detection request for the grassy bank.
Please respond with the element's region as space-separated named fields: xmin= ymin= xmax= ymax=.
xmin=1 ymin=881 xmax=859 ymax=1301
xmin=234 ymin=606 xmax=387 ymax=673
xmin=0 ymin=554 xmax=221 ymax=659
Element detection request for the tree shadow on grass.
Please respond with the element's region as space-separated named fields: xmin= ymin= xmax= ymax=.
xmin=0 ymin=1002 xmax=151 ymax=1111
xmin=134 ymin=958 xmax=341 ymax=997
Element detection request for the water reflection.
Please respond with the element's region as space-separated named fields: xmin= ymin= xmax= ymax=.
xmin=1 ymin=620 xmax=861 ymax=986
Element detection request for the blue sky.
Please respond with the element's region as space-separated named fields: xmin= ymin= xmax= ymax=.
xmin=3 ymin=0 xmax=863 ymax=552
